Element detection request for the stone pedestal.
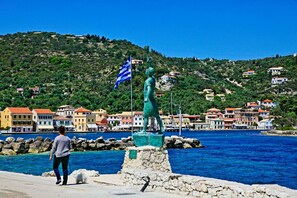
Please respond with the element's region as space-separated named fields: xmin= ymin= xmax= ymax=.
xmin=121 ymin=146 xmax=171 ymax=173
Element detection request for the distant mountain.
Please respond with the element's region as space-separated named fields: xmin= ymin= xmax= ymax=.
xmin=0 ymin=32 xmax=296 ymax=127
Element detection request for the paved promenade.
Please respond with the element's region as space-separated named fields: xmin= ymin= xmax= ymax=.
xmin=0 ymin=171 xmax=184 ymax=198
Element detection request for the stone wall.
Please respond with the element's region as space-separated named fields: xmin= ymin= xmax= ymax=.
xmin=121 ymin=169 xmax=297 ymax=198
xmin=120 ymin=146 xmax=297 ymax=198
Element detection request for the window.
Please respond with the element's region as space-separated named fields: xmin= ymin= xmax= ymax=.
xmin=24 ymin=115 xmax=26 ymax=119
xmin=14 ymin=115 xmax=16 ymax=119
xmin=19 ymin=115 xmax=21 ymax=119
xmin=28 ymin=115 xmax=31 ymax=119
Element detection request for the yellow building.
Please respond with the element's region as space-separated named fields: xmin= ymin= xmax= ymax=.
xmin=1 ymin=107 xmax=33 ymax=132
xmin=93 ymin=109 xmax=107 ymax=122
xmin=73 ymin=107 xmax=96 ymax=132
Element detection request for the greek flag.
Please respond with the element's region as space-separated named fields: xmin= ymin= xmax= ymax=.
xmin=114 ymin=57 xmax=132 ymax=89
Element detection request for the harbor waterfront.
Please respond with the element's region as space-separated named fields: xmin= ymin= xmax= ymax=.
xmin=0 ymin=130 xmax=296 ymax=190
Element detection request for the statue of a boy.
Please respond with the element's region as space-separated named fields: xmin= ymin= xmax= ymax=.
xmin=141 ymin=67 xmax=165 ymax=133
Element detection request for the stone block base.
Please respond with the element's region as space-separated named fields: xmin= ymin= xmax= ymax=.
xmin=132 ymin=132 xmax=164 ymax=148
xmin=121 ymin=146 xmax=171 ymax=173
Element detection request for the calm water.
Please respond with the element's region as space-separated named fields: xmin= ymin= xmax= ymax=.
xmin=0 ymin=130 xmax=296 ymax=189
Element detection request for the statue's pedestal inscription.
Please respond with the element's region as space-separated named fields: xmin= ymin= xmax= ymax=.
xmin=132 ymin=132 xmax=164 ymax=148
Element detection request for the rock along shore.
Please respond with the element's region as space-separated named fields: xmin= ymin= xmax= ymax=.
xmin=0 ymin=135 xmax=203 ymax=155
xmin=261 ymin=130 xmax=297 ymax=137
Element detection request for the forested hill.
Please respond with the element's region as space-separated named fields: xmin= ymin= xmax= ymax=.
xmin=0 ymin=32 xmax=296 ymax=119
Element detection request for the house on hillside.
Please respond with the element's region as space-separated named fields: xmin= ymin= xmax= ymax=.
xmin=258 ymin=109 xmax=270 ymax=118
xmin=268 ymin=67 xmax=284 ymax=76
xmin=160 ymin=74 xmax=176 ymax=83
xmin=132 ymin=59 xmax=143 ymax=65
xmin=261 ymin=99 xmax=277 ymax=109
xmin=242 ymin=70 xmax=256 ymax=77
xmin=246 ymin=102 xmax=261 ymax=110
xmin=271 ymin=77 xmax=288 ymax=85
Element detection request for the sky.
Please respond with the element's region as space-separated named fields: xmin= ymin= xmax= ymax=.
xmin=0 ymin=0 xmax=296 ymax=60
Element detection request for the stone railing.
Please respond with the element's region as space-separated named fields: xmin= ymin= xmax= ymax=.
xmin=121 ymin=169 xmax=297 ymax=198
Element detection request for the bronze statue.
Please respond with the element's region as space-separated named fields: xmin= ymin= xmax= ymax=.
xmin=141 ymin=47 xmax=164 ymax=133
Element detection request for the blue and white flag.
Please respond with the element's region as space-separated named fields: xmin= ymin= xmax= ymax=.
xmin=114 ymin=57 xmax=132 ymax=89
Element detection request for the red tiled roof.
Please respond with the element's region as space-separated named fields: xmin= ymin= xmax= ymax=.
xmin=75 ymin=107 xmax=91 ymax=113
xmin=7 ymin=107 xmax=32 ymax=114
xmin=263 ymin=99 xmax=272 ymax=103
xmin=258 ymin=109 xmax=269 ymax=113
xmin=34 ymin=109 xmax=53 ymax=114
xmin=225 ymin=108 xmax=237 ymax=110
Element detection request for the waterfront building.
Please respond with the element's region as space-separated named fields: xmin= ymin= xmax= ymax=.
xmin=205 ymin=108 xmax=223 ymax=124
xmin=73 ymin=107 xmax=96 ymax=132
xmin=93 ymin=109 xmax=108 ymax=122
xmin=234 ymin=108 xmax=259 ymax=127
xmin=107 ymin=114 xmax=121 ymax=130
xmin=56 ymin=105 xmax=75 ymax=118
xmin=258 ymin=119 xmax=274 ymax=130
xmin=172 ymin=115 xmax=190 ymax=128
xmin=194 ymin=122 xmax=210 ymax=130
xmin=96 ymin=118 xmax=108 ymax=131
xmin=32 ymin=109 xmax=54 ymax=132
xmin=209 ymin=118 xmax=224 ymax=130
xmin=182 ymin=114 xmax=200 ymax=128
xmin=133 ymin=111 xmax=144 ymax=131
xmin=0 ymin=107 xmax=33 ymax=132
xmin=118 ymin=111 xmax=134 ymax=130
xmin=224 ymin=108 xmax=238 ymax=129
xmin=53 ymin=116 xmax=75 ymax=131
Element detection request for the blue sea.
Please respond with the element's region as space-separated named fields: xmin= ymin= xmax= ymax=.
xmin=0 ymin=130 xmax=296 ymax=189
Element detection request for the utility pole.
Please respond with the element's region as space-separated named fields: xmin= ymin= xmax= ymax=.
xmin=179 ymin=104 xmax=182 ymax=136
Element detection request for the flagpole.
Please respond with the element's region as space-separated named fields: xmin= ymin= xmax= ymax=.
xmin=130 ymin=56 xmax=134 ymax=135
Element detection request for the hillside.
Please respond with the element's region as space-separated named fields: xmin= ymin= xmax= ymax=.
xmin=0 ymin=32 xmax=296 ymax=127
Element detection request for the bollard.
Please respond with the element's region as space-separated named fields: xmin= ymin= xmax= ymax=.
xmin=140 ymin=176 xmax=150 ymax=192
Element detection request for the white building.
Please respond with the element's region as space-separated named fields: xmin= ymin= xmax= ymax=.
xmin=53 ymin=116 xmax=75 ymax=131
xmin=258 ymin=119 xmax=274 ymax=130
xmin=56 ymin=105 xmax=75 ymax=118
xmin=271 ymin=77 xmax=288 ymax=84
xmin=261 ymin=99 xmax=277 ymax=109
xmin=268 ymin=67 xmax=284 ymax=76
xmin=32 ymin=109 xmax=54 ymax=132
xmin=160 ymin=74 xmax=176 ymax=83
xmin=107 ymin=114 xmax=121 ymax=130
xmin=209 ymin=118 xmax=224 ymax=130
xmin=133 ymin=112 xmax=144 ymax=131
